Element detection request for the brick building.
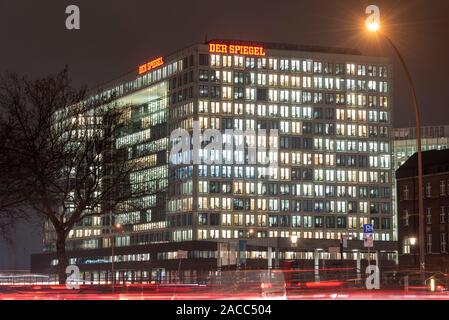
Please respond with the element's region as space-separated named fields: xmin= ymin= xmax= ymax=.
xmin=396 ymin=149 xmax=449 ymax=272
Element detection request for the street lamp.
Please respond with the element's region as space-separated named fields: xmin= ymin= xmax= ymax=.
xmin=290 ymin=235 xmax=298 ymax=269
xmin=111 ymin=223 xmax=122 ymax=290
xmin=366 ymin=14 xmax=426 ymax=277
xmin=409 ymin=237 xmax=417 ymax=268
xmin=290 ymin=235 xmax=298 ymax=247
xmin=366 ymin=20 xmax=380 ymax=32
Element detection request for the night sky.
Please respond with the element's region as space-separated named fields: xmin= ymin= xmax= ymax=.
xmin=1 ymin=0 xmax=449 ymax=269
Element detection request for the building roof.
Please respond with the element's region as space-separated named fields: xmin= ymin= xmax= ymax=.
xmin=89 ymin=38 xmax=374 ymax=98
xmin=394 ymin=125 xmax=449 ymax=140
xmin=396 ymin=149 xmax=449 ymax=179
xmin=206 ymin=39 xmax=362 ymax=56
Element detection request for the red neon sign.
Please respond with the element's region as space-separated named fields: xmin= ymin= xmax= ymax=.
xmin=138 ymin=57 xmax=164 ymax=75
xmin=209 ymin=43 xmax=266 ymax=56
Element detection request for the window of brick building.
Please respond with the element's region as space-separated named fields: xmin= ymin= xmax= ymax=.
xmin=426 ymin=183 xmax=432 ymax=198
xmin=426 ymin=208 xmax=432 ymax=224
xmin=441 ymin=233 xmax=447 ymax=253
xmin=403 ymin=185 xmax=409 ymax=200
xmin=440 ymin=180 xmax=446 ymax=196
xmin=427 ymin=234 xmax=432 ymax=253
xmin=404 ymin=209 xmax=409 ymax=227
xmin=441 ymin=207 xmax=446 ymax=223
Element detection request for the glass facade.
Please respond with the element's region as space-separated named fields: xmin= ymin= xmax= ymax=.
xmin=168 ymin=43 xmax=394 ymax=249
xmin=394 ymin=125 xmax=449 ymax=170
xmin=44 ymin=41 xmax=396 ymax=261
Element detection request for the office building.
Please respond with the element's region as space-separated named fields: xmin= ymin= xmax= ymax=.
xmin=394 ymin=125 xmax=449 ymax=170
xmin=32 ymin=39 xmax=398 ymax=283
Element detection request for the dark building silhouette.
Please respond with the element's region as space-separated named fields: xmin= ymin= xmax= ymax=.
xmin=396 ymin=149 xmax=449 ymax=272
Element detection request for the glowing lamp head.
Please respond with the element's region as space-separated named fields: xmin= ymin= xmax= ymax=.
xmin=367 ymin=21 xmax=380 ymax=32
xmin=409 ymin=237 xmax=417 ymax=246
xmin=290 ymin=235 xmax=298 ymax=245
xmin=115 ymin=223 xmax=122 ymax=230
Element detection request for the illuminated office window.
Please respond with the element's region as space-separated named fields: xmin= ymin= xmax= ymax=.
xmin=222 ymin=86 xmax=232 ymax=100
xmin=223 ymin=55 xmax=232 ymax=68
xmin=210 ymin=54 xmax=221 ymax=67
xmin=234 ymin=55 xmax=244 ymax=68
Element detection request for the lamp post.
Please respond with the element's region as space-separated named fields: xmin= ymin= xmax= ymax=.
xmin=409 ymin=237 xmax=417 ymax=268
xmin=290 ymin=234 xmax=298 ymax=247
xmin=366 ymin=16 xmax=426 ymax=278
xmin=111 ymin=223 xmax=122 ymax=291
xmin=290 ymin=234 xmax=298 ymax=268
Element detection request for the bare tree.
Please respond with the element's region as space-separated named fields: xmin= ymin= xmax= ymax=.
xmin=0 ymin=199 xmax=25 ymax=245
xmin=0 ymin=68 xmax=136 ymax=283
xmin=0 ymin=100 xmax=31 ymax=243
